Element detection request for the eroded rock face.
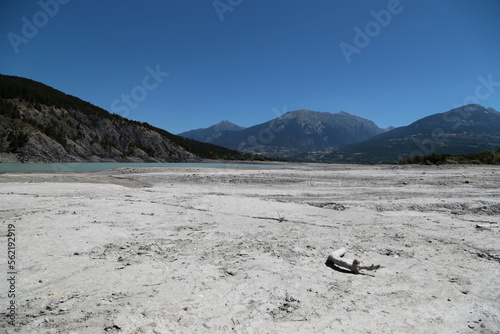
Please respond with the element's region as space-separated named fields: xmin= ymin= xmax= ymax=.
xmin=1 ymin=100 xmax=200 ymax=163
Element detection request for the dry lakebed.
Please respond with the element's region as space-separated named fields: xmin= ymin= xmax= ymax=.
xmin=0 ymin=164 xmax=499 ymax=333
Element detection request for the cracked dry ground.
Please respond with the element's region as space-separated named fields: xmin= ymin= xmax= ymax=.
xmin=0 ymin=164 xmax=499 ymax=333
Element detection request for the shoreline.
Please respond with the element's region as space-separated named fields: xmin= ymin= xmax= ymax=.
xmin=0 ymin=160 xmax=308 ymax=174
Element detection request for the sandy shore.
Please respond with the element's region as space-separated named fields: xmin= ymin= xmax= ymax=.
xmin=0 ymin=165 xmax=499 ymax=333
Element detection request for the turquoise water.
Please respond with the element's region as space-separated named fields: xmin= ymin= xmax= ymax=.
xmin=0 ymin=162 xmax=299 ymax=173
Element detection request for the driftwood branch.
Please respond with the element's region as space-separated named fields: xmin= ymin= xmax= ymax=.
xmin=476 ymin=223 xmax=498 ymax=230
xmin=327 ymin=248 xmax=380 ymax=274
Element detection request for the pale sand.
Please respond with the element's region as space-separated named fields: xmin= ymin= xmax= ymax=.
xmin=0 ymin=165 xmax=499 ymax=333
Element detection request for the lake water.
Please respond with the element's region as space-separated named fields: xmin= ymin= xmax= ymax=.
xmin=0 ymin=162 xmax=301 ymax=173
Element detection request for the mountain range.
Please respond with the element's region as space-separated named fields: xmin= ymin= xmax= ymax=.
xmin=2 ymin=74 xmax=499 ymax=164
xmin=179 ymin=110 xmax=387 ymax=158
xmin=180 ymin=105 xmax=500 ymax=163
xmin=324 ymin=104 xmax=500 ymax=163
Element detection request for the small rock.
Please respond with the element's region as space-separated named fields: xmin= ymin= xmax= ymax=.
xmin=225 ymin=269 xmax=236 ymax=276
xmin=104 ymin=325 xmax=121 ymax=331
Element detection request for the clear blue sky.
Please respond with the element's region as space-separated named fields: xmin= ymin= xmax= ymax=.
xmin=1 ymin=0 xmax=500 ymax=134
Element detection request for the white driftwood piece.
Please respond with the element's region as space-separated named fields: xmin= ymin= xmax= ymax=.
xmin=328 ymin=248 xmax=380 ymax=274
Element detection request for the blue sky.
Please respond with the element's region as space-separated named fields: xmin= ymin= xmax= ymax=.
xmin=1 ymin=0 xmax=500 ymax=134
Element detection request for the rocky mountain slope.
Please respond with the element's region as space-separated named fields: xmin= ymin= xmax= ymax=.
xmin=0 ymin=75 xmax=257 ymax=163
xmin=178 ymin=120 xmax=245 ymax=143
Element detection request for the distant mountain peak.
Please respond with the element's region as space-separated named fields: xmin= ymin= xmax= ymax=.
xmin=449 ymin=104 xmax=500 ymax=115
xmin=440 ymin=104 xmax=500 ymax=123
xmin=285 ymin=109 xmax=320 ymax=116
xmin=178 ymin=120 xmax=245 ymax=143
xmin=384 ymin=126 xmax=396 ymax=132
xmin=216 ymin=120 xmax=236 ymax=126
xmin=211 ymin=120 xmax=245 ymax=133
